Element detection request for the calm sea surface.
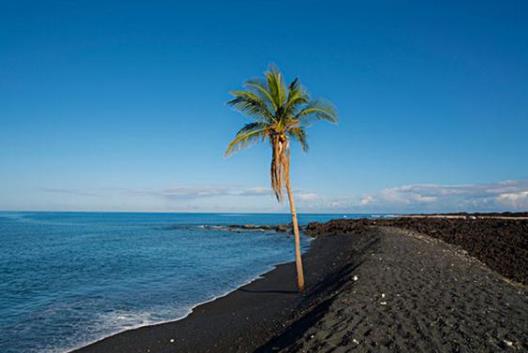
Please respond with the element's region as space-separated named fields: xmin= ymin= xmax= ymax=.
xmin=0 ymin=212 xmax=375 ymax=353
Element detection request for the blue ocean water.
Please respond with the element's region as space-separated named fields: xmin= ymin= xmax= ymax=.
xmin=0 ymin=212 xmax=371 ymax=353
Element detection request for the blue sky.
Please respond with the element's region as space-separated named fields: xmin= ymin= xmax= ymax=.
xmin=1 ymin=0 xmax=527 ymax=212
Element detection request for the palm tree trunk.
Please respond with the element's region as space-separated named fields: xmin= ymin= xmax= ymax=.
xmin=285 ymin=167 xmax=305 ymax=292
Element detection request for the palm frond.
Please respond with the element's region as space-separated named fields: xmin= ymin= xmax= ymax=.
xmin=284 ymin=78 xmax=309 ymax=116
xmin=225 ymin=122 xmax=269 ymax=156
xmin=245 ymin=79 xmax=277 ymax=111
xmin=288 ymin=127 xmax=309 ymax=152
xmin=265 ymin=67 xmax=286 ymax=109
xmin=295 ymin=100 xmax=338 ymax=123
xmin=228 ymin=90 xmax=274 ymax=122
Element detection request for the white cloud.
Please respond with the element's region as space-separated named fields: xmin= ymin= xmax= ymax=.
xmin=296 ymin=192 xmax=320 ymax=201
xmin=360 ymin=195 xmax=374 ymax=205
xmin=38 ymin=179 xmax=528 ymax=213
xmin=497 ymin=190 xmax=528 ymax=209
xmin=329 ymin=179 xmax=528 ymax=212
xmin=42 ymin=185 xmax=321 ymax=202
xmin=158 ymin=186 xmax=271 ymax=199
xmin=42 ymin=185 xmax=273 ymax=200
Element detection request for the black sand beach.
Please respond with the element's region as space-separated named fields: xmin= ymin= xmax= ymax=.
xmin=268 ymin=225 xmax=528 ymax=352
xmin=72 ymin=233 xmax=370 ymax=353
xmin=72 ymin=219 xmax=528 ymax=353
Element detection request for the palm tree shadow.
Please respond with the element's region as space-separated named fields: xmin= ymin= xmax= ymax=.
xmin=254 ymin=236 xmax=380 ymax=353
xmin=239 ymin=288 xmax=298 ymax=295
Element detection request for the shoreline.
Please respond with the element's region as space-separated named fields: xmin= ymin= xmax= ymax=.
xmin=70 ymin=233 xmax=366 ymax=353
xmin=63 ymin=256 xmax=300 ymax=353
xmin=70 ymin=218 xmax=528 ymax=352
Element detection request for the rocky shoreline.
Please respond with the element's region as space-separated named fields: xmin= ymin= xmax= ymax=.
xmin=218 ymin=223 xmax=293 ymax=233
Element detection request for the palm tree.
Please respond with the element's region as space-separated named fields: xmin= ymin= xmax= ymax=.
xmin=225 ymin=66 xmax=337 ymax=292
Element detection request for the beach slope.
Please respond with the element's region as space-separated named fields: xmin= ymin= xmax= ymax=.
xmin=262 ymin=225 xmax=528 ymax=352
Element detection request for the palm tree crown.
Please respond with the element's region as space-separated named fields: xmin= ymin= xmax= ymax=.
xmin=226 ymin=67 xmax=338 ymax=200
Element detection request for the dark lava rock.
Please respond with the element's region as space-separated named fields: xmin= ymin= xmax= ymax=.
xmin=304 ymin=219 xmax=372 ymax=237
xmin=226 ymin=224 xmax=293 ymax=234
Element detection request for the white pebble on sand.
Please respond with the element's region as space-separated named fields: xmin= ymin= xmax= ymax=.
xmin=170 ymin=339 xmax=175 ymax=343
xmin=353 ymin=275 xmax=359 ymax=281
xmin=380 ymin=301 xmax=387 ymax=305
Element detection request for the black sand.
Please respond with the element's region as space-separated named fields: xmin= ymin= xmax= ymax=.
xmin=267 ymin=226 xmax=528 ymax=352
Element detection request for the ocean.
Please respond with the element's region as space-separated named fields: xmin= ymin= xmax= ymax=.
xmin=0 ymin=212 xmax=372 ymax=353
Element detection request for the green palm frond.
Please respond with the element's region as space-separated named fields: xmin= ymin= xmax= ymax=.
xmin=245 ymin=79 xmax=277 ymax=110
xmin=228 ymin=90 xmax=274 ymax=122
xmin=265 ymin=67 xmax=287 ymax=109
xmin=225 ymin=122 xmax=269 ymax=156
xmin=284 ymin=78 xmax=309 ymax=116
xmin=295 ymin=99 xmax=338 ymax=123
xmin=288 ymin=127 xmax=308 ymax=152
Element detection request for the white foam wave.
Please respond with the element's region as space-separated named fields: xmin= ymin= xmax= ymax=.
xmin=49 ymin=257 xmax=299 ymax=353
